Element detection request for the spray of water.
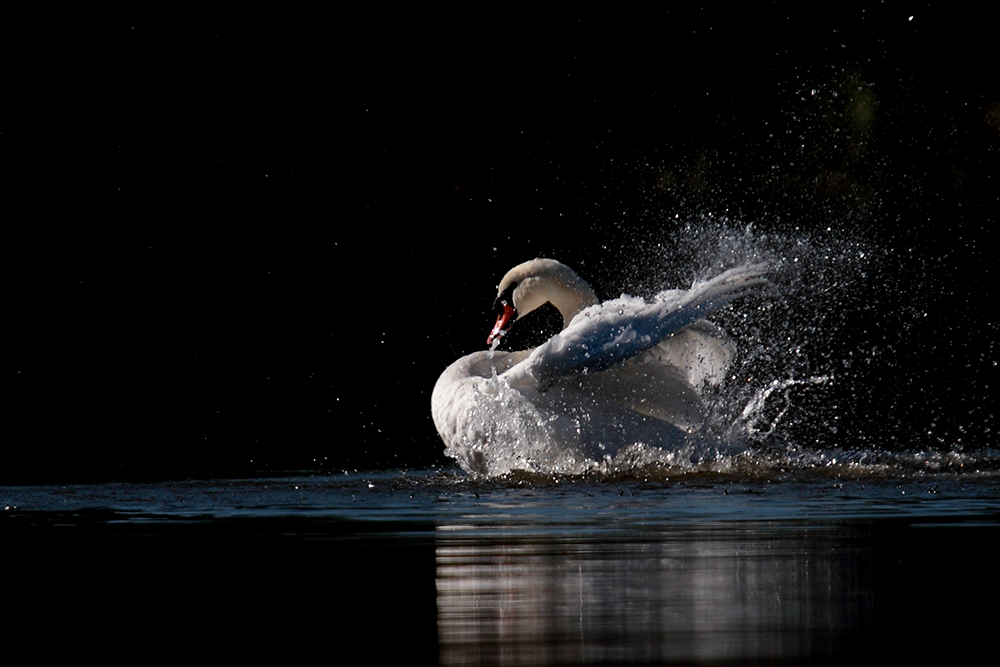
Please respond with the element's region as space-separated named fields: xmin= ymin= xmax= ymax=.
xmin=449 ymin=217 xmax=996 ymax=479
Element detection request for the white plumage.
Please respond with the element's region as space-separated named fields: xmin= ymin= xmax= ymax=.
xmin=432 ymin=259 xmax=768 ymax=475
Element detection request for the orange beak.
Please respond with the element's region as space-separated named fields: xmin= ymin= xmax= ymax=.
xmin=487 ymin=302 xmax=516 ymax=346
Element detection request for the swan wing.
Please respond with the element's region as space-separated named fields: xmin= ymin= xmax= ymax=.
xmin=577 ymin=356 xmax=705 ymax=431
xmin=649 ymin=319 xmax=736 ymax=389
xmin=502 ymin=263 xmax=766 ymax=389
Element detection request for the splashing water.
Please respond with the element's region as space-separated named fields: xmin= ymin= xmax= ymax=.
xmin=446 ymin=218 xmax=997 ymax=480
xmin=740 ymin=375 xmax=833 ymax=438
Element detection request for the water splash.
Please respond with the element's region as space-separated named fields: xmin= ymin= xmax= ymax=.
xmin=740 ymin=375 xmax=833 ymax=438
xmin=446 ymin=217 xmax=996 ymax=479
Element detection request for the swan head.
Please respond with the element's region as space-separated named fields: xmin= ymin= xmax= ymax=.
xmin=487 ymin=259 xmax=599 ymax=346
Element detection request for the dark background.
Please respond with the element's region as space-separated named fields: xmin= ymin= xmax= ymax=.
xmin=7 ymin=6 xmax=997 ymax=483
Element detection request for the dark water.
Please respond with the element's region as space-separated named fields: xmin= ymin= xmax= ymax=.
xmin=4 ymin=467 xmax=997 ymax=664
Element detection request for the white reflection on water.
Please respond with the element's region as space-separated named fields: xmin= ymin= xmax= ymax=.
xmin=1 ymin=469 xmax=996 ymax=663
xmin=436 ymin=525 xmax=875 ymax=665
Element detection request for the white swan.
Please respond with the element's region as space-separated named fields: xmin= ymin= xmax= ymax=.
xmin=431 ymin=259 xmax=768 ymax=475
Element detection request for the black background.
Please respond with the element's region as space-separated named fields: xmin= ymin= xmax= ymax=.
xmin=7 ymin=6 xmax=997 ymax=483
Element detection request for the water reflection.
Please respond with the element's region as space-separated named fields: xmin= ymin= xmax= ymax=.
xmin=436 ymin=523 xmax=879 ymax=664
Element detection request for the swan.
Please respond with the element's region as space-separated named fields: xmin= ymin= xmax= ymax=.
xmin=431 ymin=259 xmax=768 ymax=475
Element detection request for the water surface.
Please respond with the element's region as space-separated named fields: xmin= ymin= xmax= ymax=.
xmin=4 ymin=467 xmax=997 ymax=664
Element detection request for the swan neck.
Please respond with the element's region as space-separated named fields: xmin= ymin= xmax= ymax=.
xmin=501 ymin=258 xmax=600 ymax=330
xmin=552 ymin=286 xmax=598 ymax=327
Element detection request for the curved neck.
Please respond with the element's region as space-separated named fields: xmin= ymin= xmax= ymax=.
xmin=517 ymin=268 xmax=599 ymax=328
xmin=549 ymin=281 xmax=599 ymax=327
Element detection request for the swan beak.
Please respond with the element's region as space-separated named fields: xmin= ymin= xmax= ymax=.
xmin=487 ymin=302 xmax=516 ymax=346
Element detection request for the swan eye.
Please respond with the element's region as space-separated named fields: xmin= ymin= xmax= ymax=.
xmin=494 ymin=282 xmax=518 ymax=311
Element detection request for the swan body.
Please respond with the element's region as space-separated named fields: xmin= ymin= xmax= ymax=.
xmin=431 ymin=259 xmax=768 ymax=475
